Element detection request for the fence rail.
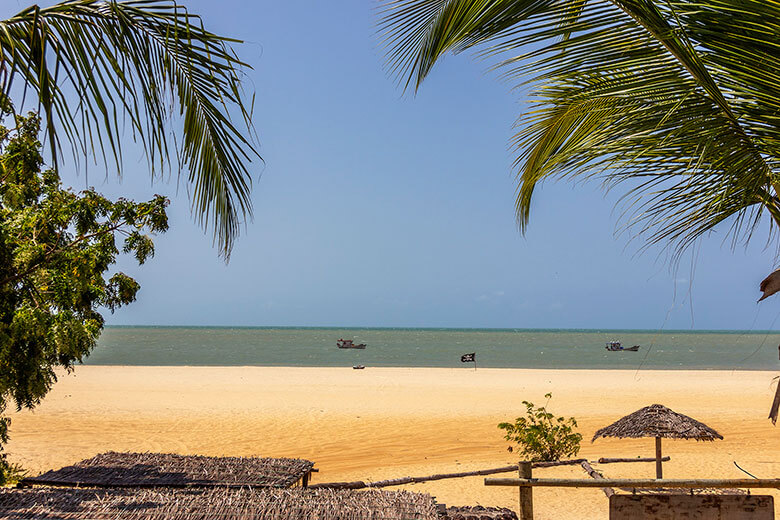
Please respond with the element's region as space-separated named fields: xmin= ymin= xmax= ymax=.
xmin=486 ymin=461 xmax=780 ymax=520
xmin=484 ymin=478 xmax=780 ymax=489
xmin=485 ymin=478 xmax=780 ymax=489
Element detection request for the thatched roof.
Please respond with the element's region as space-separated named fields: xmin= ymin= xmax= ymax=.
xmin=592 ymin=404 xmax=723 ymax=441
xmin=0 ymin=487 xmax=439 ymax=520
xmin=24 ymin=451 xmax=314 ymax=489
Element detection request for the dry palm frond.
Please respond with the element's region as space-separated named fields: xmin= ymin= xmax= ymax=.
xmin=769 ymin=376 xmax=780 ymax=425
xmin=759 ymin=271 xmax=780 ymax=302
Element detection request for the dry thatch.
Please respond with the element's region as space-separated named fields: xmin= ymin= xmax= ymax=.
xmin=0 ymin=487 xmax=438 ymax=520
xmin=24 ymin=452 xmax=314 ymax=489
xmin=592 ymin=404 xmax=723 ymax=441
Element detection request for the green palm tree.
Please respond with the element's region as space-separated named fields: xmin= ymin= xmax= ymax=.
xmin=380 ymin=0 xmax=780 ymax=263
xmin=0 ymin=0 xmax=259 ymax=257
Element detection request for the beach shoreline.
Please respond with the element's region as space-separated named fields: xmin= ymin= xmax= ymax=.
xmin=6 ymin=366 xmax=780 ymax=518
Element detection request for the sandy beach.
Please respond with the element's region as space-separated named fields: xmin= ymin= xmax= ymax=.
xmin=5 ymin=366 xmax=780 ymax=518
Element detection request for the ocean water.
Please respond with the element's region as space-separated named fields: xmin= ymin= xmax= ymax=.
xmin=85 ymin=327 xmax=780 ymax=370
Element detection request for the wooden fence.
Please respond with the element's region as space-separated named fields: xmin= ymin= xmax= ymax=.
xmin=309 ymin=459 xmax=587 ymax=490
xmin=485 ymin=462 xmax=780 ymax=520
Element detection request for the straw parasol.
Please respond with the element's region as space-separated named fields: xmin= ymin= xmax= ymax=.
xmin=592 ymin=404 xmax=723 ymax=479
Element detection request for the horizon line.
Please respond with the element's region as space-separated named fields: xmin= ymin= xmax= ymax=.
xmin=103 ymin=325 xmax=780 ymax=334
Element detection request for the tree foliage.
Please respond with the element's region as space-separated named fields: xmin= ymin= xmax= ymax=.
xmin=0 ymin=455 xmax=25 ymax=487
xmin=0 ymin=114 xmax=168 ymax=471
xmin=380 ymin=0 xmax=780 ymax=260
xmin=498 ymin=393 xmax=582 ymax=461
xmin=0 ymin=0 xmax=259 ymax=257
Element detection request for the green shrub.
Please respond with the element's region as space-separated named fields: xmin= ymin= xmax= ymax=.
xmin=0 ymin=454 xmax=26 ymax=486
xmin=498 ymin=393 xmax=582 ymax=461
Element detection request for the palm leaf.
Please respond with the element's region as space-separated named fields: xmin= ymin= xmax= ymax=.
xmin=0 ymin=0 xmax=259 ymax=257
xmin=380 ymin=0 xmax=780 ymax=258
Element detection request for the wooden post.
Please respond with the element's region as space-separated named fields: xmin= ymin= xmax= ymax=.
xmin=519 ymin=461 xmax=534 ymax=520
xmin=655 ymin=437 xmax=663 ymax=479
xmin=302 ymin=471 xmax=310 ymax=488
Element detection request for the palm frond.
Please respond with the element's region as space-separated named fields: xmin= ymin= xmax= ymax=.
xmin=380 ymin=0 xmax=780 ymax=258
xmin=0 ymin=0 xmax=260 ymax=257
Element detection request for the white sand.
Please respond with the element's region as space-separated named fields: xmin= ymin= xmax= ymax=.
xmin=6 ymin=366 xmax=780 ymax=518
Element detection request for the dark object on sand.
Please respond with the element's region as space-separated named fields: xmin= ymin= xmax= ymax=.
xmin=337 ymin=339 xmax=366 ymax=349
xmin=353 ymin=365 xmax=365 ymax=370
xmin=605 ymin=341 xmax=639 ymax=352
xmin=593 ymin=404 xmax=722 ymax=479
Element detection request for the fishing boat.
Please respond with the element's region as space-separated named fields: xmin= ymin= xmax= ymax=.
xmin=337 ymin=339 xmax=366 ymax=349
xmin=605 ymin=341 xmax=640 ymax=352
xmin=352 ymin=365 xmax=366 ymax=370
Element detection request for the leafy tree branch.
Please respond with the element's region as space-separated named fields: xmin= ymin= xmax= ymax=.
xmin=0 ymin=114 xmax=168 ymax=479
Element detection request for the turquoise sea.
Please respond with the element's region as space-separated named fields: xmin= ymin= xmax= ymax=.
xmin=86 ymin=327 xmax=780 ymax=370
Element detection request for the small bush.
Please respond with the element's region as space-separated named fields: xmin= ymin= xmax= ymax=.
xmin=0 ymin=454 xmax=26 ymax=487
xmin=498 ymin=393 xmax=582 ymax=461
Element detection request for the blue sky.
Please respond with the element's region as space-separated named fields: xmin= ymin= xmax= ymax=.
xmin=4 ymin=0 xmax=779 ymax=329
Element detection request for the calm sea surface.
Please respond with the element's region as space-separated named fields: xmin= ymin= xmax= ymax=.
xmin=86 ymin=327 xmax=780 ymax=370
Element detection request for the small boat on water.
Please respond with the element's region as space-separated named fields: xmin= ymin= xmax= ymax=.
xmin=605 ymin=341 xmax=640 ymax=352
xmin=337 ymin=339 xmax=366 ymax=349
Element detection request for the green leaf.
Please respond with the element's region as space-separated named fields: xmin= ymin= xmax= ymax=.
xmin=381 ymin=0 xmax=780 ymax=259
xmin=0 ymin=1 xmax=260 ymax=257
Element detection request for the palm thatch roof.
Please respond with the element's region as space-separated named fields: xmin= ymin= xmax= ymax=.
xmin=0 ymin=487 xmax=439 ymax=520
xmin=23 ymin=451 xmax=314 ymax=489
xmin=592 ymin=404 xmax=723 ymax=441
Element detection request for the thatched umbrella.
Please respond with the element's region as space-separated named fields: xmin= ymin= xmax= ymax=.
xmin=592 ymin=404 xmax=723 ymax=478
